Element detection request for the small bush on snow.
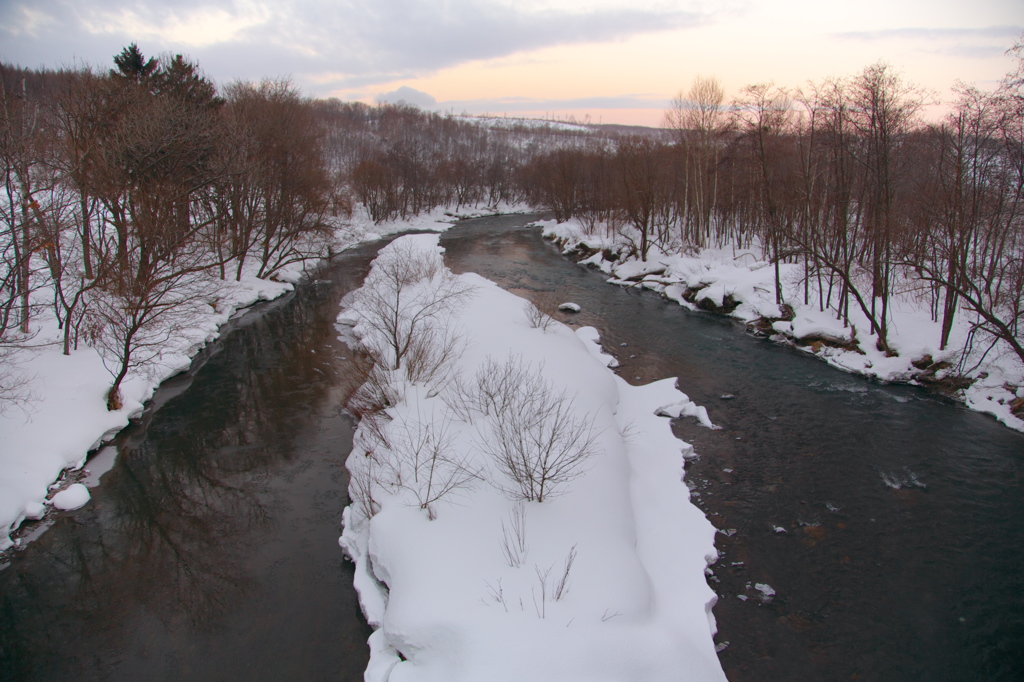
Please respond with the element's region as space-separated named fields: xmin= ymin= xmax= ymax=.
xmin=474 ymin=357 xmax=600 ymax=503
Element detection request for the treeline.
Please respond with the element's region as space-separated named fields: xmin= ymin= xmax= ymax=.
xmin=1 ymin=45 xmax=347 ymax=408
xmin=523 ymin=57 xmax=1024 ymax=366
xmin=313 ymin=99 xmax=607 ymax=222
xmin=4 ymin=42 xmax=1022 ymax=409
xmin=1 ymin=45 xmax=595 ymax=409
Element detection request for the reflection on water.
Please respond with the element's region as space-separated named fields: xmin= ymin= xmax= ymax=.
xmin=0 ymin=244 xmax=382 ymax=682
xmin=441 ymin=215 xmax=1024 ymax=682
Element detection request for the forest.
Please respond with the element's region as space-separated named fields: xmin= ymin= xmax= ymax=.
xmin=2 ymin=42 xmax=1023 ymax=411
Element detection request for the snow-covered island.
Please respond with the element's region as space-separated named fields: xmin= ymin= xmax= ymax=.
xmin=338 ymin=234 xmax=726 ymax=681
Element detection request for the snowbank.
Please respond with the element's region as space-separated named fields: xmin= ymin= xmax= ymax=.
xmin=338 ymin=235 xmax=725 ymax=681
xmin=540 ymin=218 xmax=1024 ymax=433
xmin=0 ymin=202 xmax=526 ymax=552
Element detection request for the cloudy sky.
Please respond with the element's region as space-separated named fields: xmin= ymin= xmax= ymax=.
xmin=2 ymin=0 xmax=1021 ymax=125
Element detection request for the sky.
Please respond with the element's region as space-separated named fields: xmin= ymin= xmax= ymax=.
xmin=1 ymin=0 xmax=1021 ymax=126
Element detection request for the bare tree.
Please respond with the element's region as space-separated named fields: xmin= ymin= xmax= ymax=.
xmin=905 ymin=68 xmax=1024 ymax=366
xmin=731 ymin=82 xmax=797 ymax=305
xmin=850 ymin=62 xmax=926 ymax=352
xmin=87 ymin=48 xmax=226 ymax=408
xmin=217 ymin=79 xmax=335 ymax=280
xmin=613 ymin=137 xmax=672 ymax=261
xmin=664 ymin=76 xmax=727 ymax=247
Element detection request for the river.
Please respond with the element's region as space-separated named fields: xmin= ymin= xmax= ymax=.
xmin=439 ymin=214 xmax=1024 ymax=682
xmin=2 ymin=213 xmax=1022 ymax=681
xmin=0 ymin=240 xmax=381 ymax=681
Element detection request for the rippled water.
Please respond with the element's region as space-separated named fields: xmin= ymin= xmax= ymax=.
xmin=441 ymin=214 xmax=1024 ymax=682
xmin=0 ymin=243 xmax=382 ymax=682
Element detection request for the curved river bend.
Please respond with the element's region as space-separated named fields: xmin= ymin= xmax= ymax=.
xmin=2 ymin=213 xmax=1022 ymax=681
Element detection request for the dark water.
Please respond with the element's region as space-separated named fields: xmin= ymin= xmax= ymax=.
xmin=440 ymin=214 xmax=1024 ymax=682
xmin=0 ymin=243 xmax=382 ymax=681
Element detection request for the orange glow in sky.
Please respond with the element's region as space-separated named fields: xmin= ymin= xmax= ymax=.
xmin=2 ymin=0 xmax=1021 ymax=127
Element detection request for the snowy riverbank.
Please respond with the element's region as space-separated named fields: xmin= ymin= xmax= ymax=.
xmin=539 ymin=218 xmax=1024 ymax=433
xmin=337 ymin=234 xmax=725 ymax=681
xmin=0 ymin=204 xmax=523 ymax=552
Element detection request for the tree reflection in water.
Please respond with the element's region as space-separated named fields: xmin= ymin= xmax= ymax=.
xmin=0 ymin=242 xmax=382 ymax=682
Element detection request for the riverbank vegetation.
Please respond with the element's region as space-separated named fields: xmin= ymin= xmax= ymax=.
xmin=4 ymin=41 xmax=1022 ymax=416
xmin=1 ymin=44 xmax=608 ymax=413
xmin=524 ymin=56 xmax=1024 ymax=369
xmin=530 ymin=51 xmax=1024 ymax=430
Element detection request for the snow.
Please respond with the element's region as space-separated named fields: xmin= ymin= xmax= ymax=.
xmin=753 ymin=583 xmax=775 ymax=603
xmin=456 ymin=115 xmax=593 ymax=134
xmin=540 ymin=217 xmax=1024 ymax=433
xmin=50 ymin=483 xmax=90 ymax=511
xmin=558 ymin=302 xmax=581 ymax=313
xmin=338 ymin=235 xmax=725 ymax=681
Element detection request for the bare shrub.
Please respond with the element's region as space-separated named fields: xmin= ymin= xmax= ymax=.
xmin=475 ymin=354 xmax=532 ymax=417
xmin=348 ymin=450 xmax=382 ymax=520
xmin=351 ymin=238 xmax=475 ymax=375
xmin=523 ymin=300 xmax=552 ymax=331
xmin=476 ymin=357 xmax=600 ymax=502
xmin=484 ymin=578 xmax=509 ymax=612
xmin=523 ymin=292 xmax=560 ymax=332
xmin=532 ymin=565 xmax=552 ymax=618
xmin=499 ymin=501 xmax=529 ymax=567
xmin=439 ymin=373 xmax=477 ymax=422
xmin=343 ymin=356 xmax=401 ymax=450
xmin=441 ymin=354 xmax=530 ymax=423
xmin=553 ymin=544 xmax=577 ymax=601
xmin=386 ymin=416 xmax=479 ymax=519
xmin=531 ymin=544 xmax=579 ymax=618
xmin=403 ymin=320 xmax=465 ymax=387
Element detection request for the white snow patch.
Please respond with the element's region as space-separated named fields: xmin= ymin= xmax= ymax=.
xmin=50 ymin=484 xmax=90 ymax=511
xmin=23 ymin=501 xmax=46 ymax=520
xmin=575 ymin=326 xmax=620 ymax=368
xmin=655 ymin=400 xmax=719 ymax=430
xmin=753 ymin=583 xmax=775 ymax=602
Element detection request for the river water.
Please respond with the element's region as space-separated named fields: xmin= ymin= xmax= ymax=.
xmin=0 ymin=241 xmax=382 ymax=681
xmin=2 ymin=214 xmax=1022 ymax=681
xmin=439 ymin=214 xmax=1024 ymax=682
